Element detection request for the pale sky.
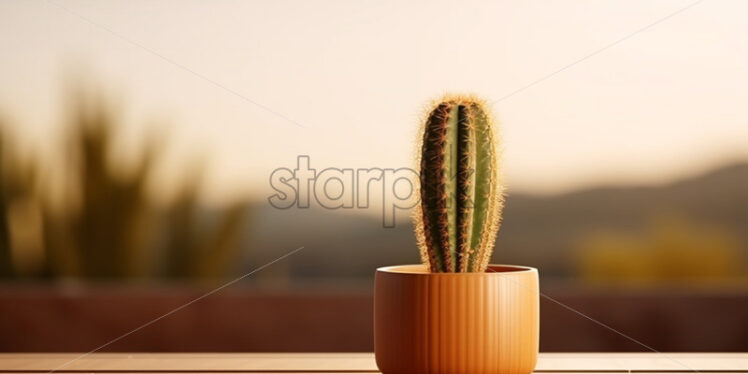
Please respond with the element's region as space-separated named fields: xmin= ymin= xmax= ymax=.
xmin=1 ymin=0 xmax=747 ymax=204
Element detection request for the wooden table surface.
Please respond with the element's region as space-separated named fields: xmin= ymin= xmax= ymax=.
xmin=0 ymin=353 xmax=746 ymax=373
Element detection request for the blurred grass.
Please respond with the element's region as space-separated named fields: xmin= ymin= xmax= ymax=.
xmin=161 ymin=168 xmax=247 ymax=279
xmin=0 ymin=127 xmax=38 ymax=278
xmin=0 ymin=92 xmax=248 ymax=281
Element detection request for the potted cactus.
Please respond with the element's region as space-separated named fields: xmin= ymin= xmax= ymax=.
xmin=374 ymin=95 xmax=539 ymax=374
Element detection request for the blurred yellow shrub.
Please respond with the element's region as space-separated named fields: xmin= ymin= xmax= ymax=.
xmin=576 ymin=215 xmax=742 ymax=284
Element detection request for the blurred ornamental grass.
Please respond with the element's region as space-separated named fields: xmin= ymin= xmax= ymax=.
xmin=0 ymin=94 xmax=248 ymax=281
xmin=0 ymin=128 xmax=39 ymax=278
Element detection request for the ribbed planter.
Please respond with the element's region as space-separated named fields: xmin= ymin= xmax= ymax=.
xmin=374 ymin=264 xmax=539 ymax=374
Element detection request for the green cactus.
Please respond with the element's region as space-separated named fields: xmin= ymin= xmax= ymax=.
xmin=414 ymin=95 xmax=504 ymax=272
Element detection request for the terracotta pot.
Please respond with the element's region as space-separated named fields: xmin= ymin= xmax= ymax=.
xmin=374 ymin=264 xmax=539 ymax=374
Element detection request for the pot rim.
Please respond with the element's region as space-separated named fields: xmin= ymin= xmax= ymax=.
xmin=376 ymin=264 xmax=537 ymax=275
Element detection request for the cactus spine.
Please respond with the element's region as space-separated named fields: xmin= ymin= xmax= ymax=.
xmin=414 ymin=95 xmax=503 ymax=272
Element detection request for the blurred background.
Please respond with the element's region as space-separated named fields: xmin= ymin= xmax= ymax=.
xmin=1 ymin=0 xmax=747 ymax=352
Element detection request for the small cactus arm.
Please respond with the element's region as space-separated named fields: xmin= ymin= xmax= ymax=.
xmin=414 ymin=95 xmax=504 ymax=272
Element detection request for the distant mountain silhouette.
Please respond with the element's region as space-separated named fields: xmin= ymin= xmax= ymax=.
xmin=499 ymin=162 xmax=748 ymax=276
xmin=239 ymin=162 xmax=748 ymax=283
